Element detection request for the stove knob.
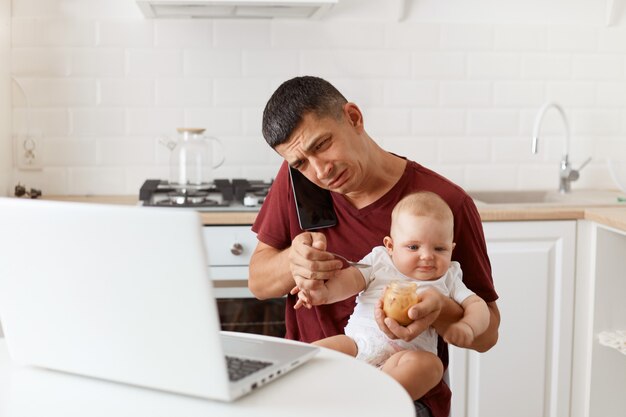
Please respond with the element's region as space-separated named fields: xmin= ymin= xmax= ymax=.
xmin=243 ymin=195 xmax=259 ymax=207
xmin=230 ymin=243 xmax=244 ymax=256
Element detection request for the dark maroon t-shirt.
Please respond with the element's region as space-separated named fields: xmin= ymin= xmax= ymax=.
xmin=252 ymin=157 xmax=498 ymax=417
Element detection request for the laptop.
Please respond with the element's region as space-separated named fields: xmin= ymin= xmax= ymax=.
xmin=0 ymin=197 xmax=318 ymax=401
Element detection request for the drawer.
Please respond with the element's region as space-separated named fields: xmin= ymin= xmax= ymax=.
xmin=202 ymin=226 xmax=257 ymax=267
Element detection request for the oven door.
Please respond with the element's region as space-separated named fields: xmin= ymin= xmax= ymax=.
xmin=203 ymin=225 xmax=285 ymax=338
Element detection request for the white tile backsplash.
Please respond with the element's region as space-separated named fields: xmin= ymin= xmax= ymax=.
xmin=98 ymin=78 xmax=154 ymax=107
xmin=12 ymin=18 xmax=96 ymax=46
xmin=154 ymin=20 xmax=212 ymax=48
xmin=384 ymin=80 xmax=439 ymax=106
xmin=69 ymin=48 xmax=125 ymax=77
xmin=468 ymin=110 xmax=520 ymax=135
xmin=411 ymin=109 xmax=466 ymax=135
xmin=384 ymin=23 xmax=440 ymax=50
xmin=155 ymin=78 xmax=212 ymax=106
xmin=9 ymin=1 xmax=626 ymax=194
xmin=242 ymin=49 xmax=299 ymax=77
xmin=468 ymin=53 xmax=521 ymax=79
xmin=97 ymin=20 xmax=153 ymax=47
xmin=71 ymin=108 xmax=126 ymax=136
xmin=440 ymin=81 xmax=492 ymax=106
xmin=572 ymin=55 xmax=624 ymax=80
xmin=11 ymin=47 xmax=69 ymax=76
xmin=547 ymin=26 xmax=598 ymax=52
xmin=494 ymin=25 xmax=548 ymax=51
xmin=522 ymin=54 xmax=571 ymax=79
xmin=494 ymin=82 xmax=544 ymax=107
xmin=412 ymin=52 xmax=466 ymax=79
xmin=126 ymin=49 xmax=183 ymax=76
xmin=14 ymin=78 xmax=97 ymax=106
xmin=13 ymin=108 xmax=70 ymax=136
xmin=440 ymin=24 xmax=494 ymax=50
xmin=184 ymin=49 xmax=242 ymax=77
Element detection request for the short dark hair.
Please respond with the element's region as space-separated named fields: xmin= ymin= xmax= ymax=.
xmin=262 ymin=76 xmax=348 ymax=148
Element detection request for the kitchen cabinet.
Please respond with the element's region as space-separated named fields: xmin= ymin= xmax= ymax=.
xmin=449 ymin=220 xmax=576 ymax=417
xmin=571 ymin=220 xmax=626 ymax=417
xmin=202 ymin=225 xmax=258 ymax=298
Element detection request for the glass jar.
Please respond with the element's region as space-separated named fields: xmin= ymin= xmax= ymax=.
xmin=382 ymin=280 xmax=419 ymax=326
xmin=166 ymin=128 xmax=225 ymax=186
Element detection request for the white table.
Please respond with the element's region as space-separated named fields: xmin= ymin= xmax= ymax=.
xmin=0 ymin=338 xmax=414 ymax=417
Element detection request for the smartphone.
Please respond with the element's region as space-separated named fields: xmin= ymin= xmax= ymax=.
xmin=288 ymin=166 xmax=338 ymax=230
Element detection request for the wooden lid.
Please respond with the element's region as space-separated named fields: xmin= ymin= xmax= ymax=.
xmin=176 ymin=128 xmax=206 ymax=134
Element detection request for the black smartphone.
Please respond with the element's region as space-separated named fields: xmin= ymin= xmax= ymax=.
xmin=288 ymin=166 xmax=338 ymax=230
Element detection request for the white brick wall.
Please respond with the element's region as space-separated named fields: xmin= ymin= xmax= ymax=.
xmin=9 ymin=0 xmax=626 ymax=194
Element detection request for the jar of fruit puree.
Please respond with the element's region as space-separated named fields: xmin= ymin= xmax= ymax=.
xmin=382 ymin=280 xmax=419 ymax=326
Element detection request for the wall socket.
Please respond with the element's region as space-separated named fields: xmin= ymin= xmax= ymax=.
xmin=14 ymin=130 xmax=43 ymax=171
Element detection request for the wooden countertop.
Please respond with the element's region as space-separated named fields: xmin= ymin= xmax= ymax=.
xmin=40 ymin=195 xmax=626 ymax=232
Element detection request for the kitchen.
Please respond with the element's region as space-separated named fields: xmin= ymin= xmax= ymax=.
xmin=1 ymin=0 xmax=626 ymax=416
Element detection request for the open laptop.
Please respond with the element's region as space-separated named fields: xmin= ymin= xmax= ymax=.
xmin=0 ymin=197 xmax=318 ymax=401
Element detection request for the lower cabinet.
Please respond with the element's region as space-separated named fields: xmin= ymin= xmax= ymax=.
xmin=449 ymin=220 xmax=576 ymax=417
xmin=571 ymin=221 xmax=626 ymax=417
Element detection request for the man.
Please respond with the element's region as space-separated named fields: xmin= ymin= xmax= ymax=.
xmin=249 ymin=76 xmax=500 ymax=417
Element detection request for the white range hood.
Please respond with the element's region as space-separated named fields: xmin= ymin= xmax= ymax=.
xmin=136 ymin=0 xmax=337 ymax=19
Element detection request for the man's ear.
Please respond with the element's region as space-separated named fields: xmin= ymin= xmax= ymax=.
xmin=343 ymin=102 xmax=363 ymax=129
xmin=383 ymin=236 xmax=393 ymax=255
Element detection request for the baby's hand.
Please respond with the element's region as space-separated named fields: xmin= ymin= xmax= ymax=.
xmin=443 ymin=321 xmax=475 ymax=348
xmin=290 ymin=285 xmax=328 ymax=309
xmin=290 ymin=286 xmax=312 ymax=309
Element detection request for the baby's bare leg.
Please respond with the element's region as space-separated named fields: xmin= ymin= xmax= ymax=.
xmin=313 ymin=335 xmax=358 ymax=357
xmin=381 ymin=350 xmax=443 ymax=401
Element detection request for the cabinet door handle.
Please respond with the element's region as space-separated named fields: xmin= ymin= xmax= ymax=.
xmin=230 ymin=243 xmax=244 ymax=256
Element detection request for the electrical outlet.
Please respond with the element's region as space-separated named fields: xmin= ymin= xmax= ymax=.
xmin=14 ymin=130 xmax=43 ymax=171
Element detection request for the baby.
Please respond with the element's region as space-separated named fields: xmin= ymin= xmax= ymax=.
xmin=293 ymin=191 xmax=490 ymax=400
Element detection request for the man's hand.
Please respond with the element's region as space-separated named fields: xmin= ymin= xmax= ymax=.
xmin=288 ymin=232 xmax=343 ymax=291
xmin=374 ymin=287 xmax=443 ymax=342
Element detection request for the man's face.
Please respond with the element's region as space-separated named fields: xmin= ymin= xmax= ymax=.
xmin=384 ymin=213 xmax=455 ymax=281
xmin=274 ymin=105 xmax=366 ymax=195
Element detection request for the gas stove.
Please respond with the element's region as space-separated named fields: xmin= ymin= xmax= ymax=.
xmin=139 ymin=178 xmax=271 ymax=211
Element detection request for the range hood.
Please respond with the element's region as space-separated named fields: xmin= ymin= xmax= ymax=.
xmin=136 ymin=0 xmax=337 ymax=19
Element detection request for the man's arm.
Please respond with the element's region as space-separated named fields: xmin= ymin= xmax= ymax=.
xmin=248 ymin=241 xmax=296 ymax=299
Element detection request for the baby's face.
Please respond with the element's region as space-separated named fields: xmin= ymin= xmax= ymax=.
xmin=384 ymin=213 xmax=455 ymax=281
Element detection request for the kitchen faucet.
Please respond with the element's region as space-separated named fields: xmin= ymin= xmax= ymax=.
xmin=531 ymin=101 xmax=591 ymax=193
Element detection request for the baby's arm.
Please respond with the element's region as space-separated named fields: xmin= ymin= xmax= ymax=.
xmin=292 ymin=267 xmax=366 ymax=309
xmin=443 ymin=294 xmax=490 ymax=348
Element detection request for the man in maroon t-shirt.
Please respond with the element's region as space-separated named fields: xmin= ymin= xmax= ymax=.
xmin=249 ymin=76 xmax=500 ymax=417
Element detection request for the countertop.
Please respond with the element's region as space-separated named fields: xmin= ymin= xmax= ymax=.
xmin=38 ymin=195 xmax=626 ymax=232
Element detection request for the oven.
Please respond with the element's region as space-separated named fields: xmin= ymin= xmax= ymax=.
xmin=139 ymin=178 xmax=286 ymax=338
xmin=202 ymin=225 xmax=286 ymax=338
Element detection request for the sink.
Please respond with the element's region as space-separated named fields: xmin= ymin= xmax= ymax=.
xmin=468 ymin=189 xmax=626 ymax=206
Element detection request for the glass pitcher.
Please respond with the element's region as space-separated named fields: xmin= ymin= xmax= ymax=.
xmin=164 ymin=128 xmax=225 ymax=187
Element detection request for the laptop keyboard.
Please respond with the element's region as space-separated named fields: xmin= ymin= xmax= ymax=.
xmin=225 ymin=356 xmax=272 ymax=382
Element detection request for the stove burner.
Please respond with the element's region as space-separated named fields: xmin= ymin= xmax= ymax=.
xmin=139 ymin=178 xmax=272 ymax=211
xmin=165 ymin=191 xmax=217 ymax=206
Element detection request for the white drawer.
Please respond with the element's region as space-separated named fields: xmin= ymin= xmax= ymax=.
xmin=202 ymin=226 xmax=257 ymax=267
